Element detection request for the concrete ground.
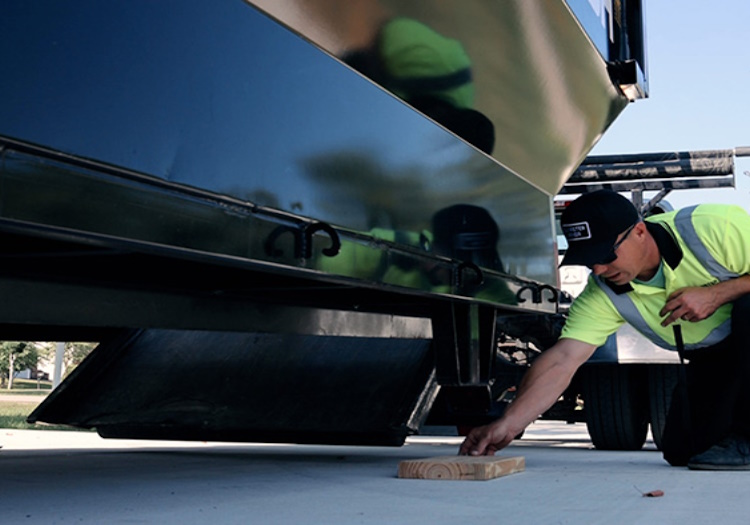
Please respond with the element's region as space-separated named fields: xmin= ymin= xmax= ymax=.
xmin=1 ymin=421 xmax=748 ymax=524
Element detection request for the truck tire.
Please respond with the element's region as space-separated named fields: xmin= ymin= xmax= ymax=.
xmin=582 ymin=364 xmax=649 ymax=451
xmin=647 ymin=364 xmax=680 ymax=451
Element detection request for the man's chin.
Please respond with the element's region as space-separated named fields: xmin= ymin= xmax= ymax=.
xmin=605 ymin=273 xmax=628 ymax=285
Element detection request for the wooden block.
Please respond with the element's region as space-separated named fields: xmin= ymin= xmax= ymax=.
xmin=397 ymin=455 xmax=525 ymax=481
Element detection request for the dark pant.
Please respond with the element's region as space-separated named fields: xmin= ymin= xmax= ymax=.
xmin=661 ymin=294 xmax=750 ymax=466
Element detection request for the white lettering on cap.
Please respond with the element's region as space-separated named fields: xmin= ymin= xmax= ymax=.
xmin=562 ymin=221 xmax=592 ymax=241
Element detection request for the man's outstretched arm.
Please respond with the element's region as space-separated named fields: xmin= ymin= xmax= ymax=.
xmin=459 ymin=337 xmax=597 ymax=456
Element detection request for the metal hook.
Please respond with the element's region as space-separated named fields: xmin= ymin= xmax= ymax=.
xmin=302 ymin=222 xmax=341 ymax=258
xmin=455 ymin=261 xmax=484 ymax=288
xmin=264 ymin=225 xmax=300 ymax=257
xmin=516 ymin=284 xmax=539 ymax=304
xmin=538 ymin=284 xmax=559 ymax=303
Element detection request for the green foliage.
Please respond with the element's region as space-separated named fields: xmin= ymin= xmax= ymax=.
xmin=63 ymin=342 xmax=96 ymax=377
xmin=0 ymin=342 xmax=97 ymax=431
xmin=0 ymin=341 xmax=97 ymax=387
xmin=0 ymin=402 xmax=87 ymax=431
xmin=0 ymin=341 xmax=40 ymax=378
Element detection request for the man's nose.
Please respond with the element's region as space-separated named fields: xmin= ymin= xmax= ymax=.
xmin=590 ymin=264 xmax=607 ymax=275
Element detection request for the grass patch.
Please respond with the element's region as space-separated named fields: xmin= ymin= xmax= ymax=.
xmin=5 ymin=379 xmax=52 ymax=394
xmin=0 ymin=402 xmax=90 ymax=431
xmin=0 ymin=390 xmax=50 ymax=396
xmin=0 ymin=379 xmax=90 ymax=431
xmin=4 ymin=378 xmax=53 ymax=391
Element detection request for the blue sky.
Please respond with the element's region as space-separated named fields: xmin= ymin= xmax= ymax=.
xmin=590 ymin=1 xmax=750 ymax=212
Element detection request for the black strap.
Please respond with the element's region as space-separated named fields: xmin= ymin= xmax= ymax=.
xmin=388 ymin=68 xmax=473 ymax=93
xmin=673 ymin=325 xmax=695 ymax=453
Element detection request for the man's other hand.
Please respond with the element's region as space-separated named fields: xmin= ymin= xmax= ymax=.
xmin=458 ymin=420 xmax=518 ymax=456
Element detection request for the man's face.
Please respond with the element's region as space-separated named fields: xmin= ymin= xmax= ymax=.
xmin=589 ymin=223 xmax=643 ymax=285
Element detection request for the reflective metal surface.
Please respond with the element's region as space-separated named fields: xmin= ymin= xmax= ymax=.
xmin=1 ymin=0 xmax=568 ymax=292
xmin=1 ymin=1 xmax=650 ymax=444
xmin=249 ymin=0 xmax=634 ymax=193
xmin=0 ymin=141 xmax=554 ymax=307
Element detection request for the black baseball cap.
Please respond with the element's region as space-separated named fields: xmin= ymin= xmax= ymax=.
xmin=559 ymin=190 xmax=640 ymax=267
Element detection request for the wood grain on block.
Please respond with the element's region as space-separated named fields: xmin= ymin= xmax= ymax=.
xmin=398 ymin=455 xmax=525 ymax=481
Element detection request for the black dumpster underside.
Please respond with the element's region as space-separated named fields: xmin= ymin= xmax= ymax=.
xmin=29 ymin=326 xmax=438 ymax=446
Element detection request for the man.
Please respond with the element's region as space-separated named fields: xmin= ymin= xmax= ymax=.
xmin=343 ymin=17 xmax=496 ymax=155
xmin=459 ymin=189 xmax=750 ymax=469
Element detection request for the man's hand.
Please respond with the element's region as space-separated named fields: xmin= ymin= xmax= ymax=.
xmin=660 ymin=286 xmax=720 ymax=326
xmin=660 ymin=276 xmax=750 ymax=326
xmin=458 ymin=420 xmax=519 ymax=456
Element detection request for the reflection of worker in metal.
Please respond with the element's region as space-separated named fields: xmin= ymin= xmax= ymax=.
xmin=314 ymin=226 xmax=431 ymax=288
xmin=460 ymin=190 xmax=750 ymax=470
xmin=314 ymin=204 xmax=514 ymax=305
xmin=343 ymin=17 xmax=495 ymax=155
xmin=430 ymin=204 xmax=515 ymax=304
xmin=432 ymin=204 xmax=504 ymax=272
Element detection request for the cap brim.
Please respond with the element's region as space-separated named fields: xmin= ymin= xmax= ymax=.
xmin=559 ymin=239 xmax=615 ymax=267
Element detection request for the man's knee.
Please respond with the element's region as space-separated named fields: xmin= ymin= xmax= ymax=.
xmin=730 ymin=294 xmax=750 ymax=343
xmin=732 ymin=294 xmax=750 ymax=320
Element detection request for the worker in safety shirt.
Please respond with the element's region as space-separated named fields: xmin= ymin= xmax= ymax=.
xmin=459 ymin=190 xmax=750 ymax=470
xmin=343 ymin=17 xmax=495 ymax=155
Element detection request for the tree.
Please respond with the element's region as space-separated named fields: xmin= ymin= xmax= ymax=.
xmin=0 ymin=342 xmax=40 ymax=389
xmin=61 ymin=342 xmax=96 ymax=379
xmin=31 ymin=341 xmax=96 ymax=381
xmin=0 ymin=341 xmax=96 ymax=388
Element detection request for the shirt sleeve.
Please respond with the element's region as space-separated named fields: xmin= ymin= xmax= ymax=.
xmin=693 ymin=204 xmax=750 ymax=277
xmin=560 ymin=275 xmax=625 ymax=347
xmin=719 ymin=206 xmax=750 ymax=276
